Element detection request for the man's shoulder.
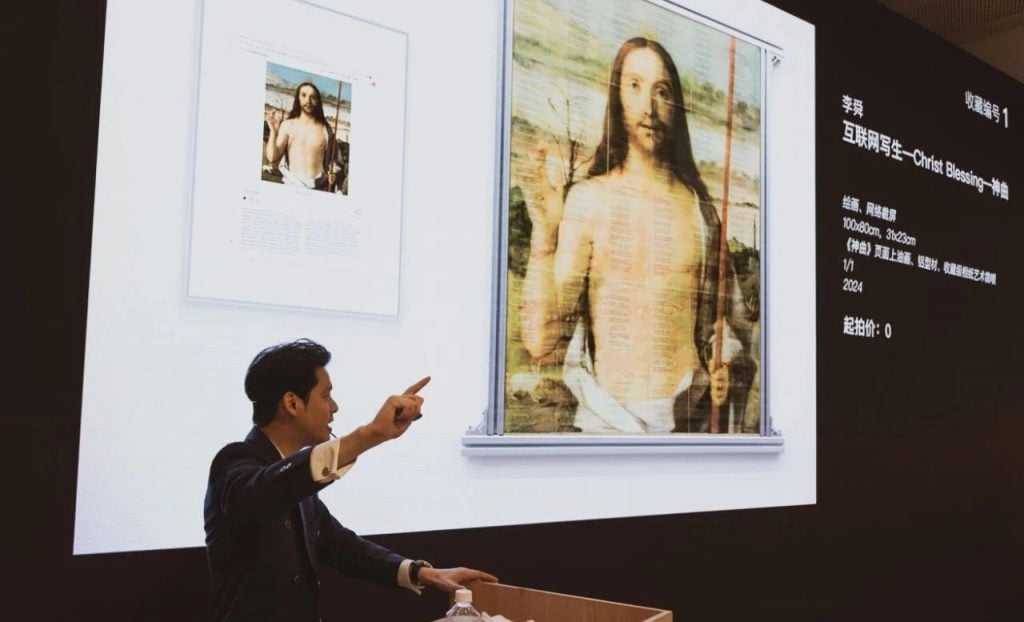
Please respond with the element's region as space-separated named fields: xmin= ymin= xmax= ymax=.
xmin=213 ymin=439 xmax=256 ymax=456
xmin=210 ymin=438 xmax=264 ymax=469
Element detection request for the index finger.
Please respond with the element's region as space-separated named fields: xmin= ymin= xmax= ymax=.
xmin=403 ymin=376 xmax=431 ymax=395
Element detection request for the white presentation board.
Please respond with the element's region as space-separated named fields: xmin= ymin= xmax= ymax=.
xmin=188 ymin=0 xmax=407 ymax=316
xmin=75 ymin=0 xmax=816 ymax=555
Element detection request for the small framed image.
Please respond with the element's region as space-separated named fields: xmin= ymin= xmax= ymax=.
xmin=468 ymin=0 xmax=788 ymax=452
xmin=261 ymin=62 xmax=353 ymax=196
xmin=187 ymin=0 xmax=408 ymax=316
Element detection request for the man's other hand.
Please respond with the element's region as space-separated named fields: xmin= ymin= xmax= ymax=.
xmin=419 ymin=566 xmax=499 ymax=592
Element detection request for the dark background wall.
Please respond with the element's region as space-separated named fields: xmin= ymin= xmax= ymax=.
xmin=4 ymin=1 xmax=1022 ymax=620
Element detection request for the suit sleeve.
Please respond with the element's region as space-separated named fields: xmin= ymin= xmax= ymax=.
xmin=208 ymin=442 xmax=327 ymax=523
xmin=313 ymin=497 xmax=405 ymax=587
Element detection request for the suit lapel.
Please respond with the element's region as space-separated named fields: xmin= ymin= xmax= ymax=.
xmin=246 ymin=427 xmax=319 ymax=578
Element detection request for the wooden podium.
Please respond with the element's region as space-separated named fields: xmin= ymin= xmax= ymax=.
xmin=464 ymin=581 xmax=672 ymax=621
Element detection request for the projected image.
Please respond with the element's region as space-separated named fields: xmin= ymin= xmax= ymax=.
xmin=502 ymin=0 xmax=764 ymax=435
xmin=262 ymin=62 xmax=352 ymax=195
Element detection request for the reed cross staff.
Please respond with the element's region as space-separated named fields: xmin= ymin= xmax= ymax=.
xmin=328 ymin=80 xmax=343 ymax=192
xmin=710 ymin=36 xmax=738 ymax=433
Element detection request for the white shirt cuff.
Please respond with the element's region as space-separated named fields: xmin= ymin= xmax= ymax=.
xmin=397 ymin=558 xmax=431 ymax=594
xmin=310 ymin=437 xmax=356 ymax=483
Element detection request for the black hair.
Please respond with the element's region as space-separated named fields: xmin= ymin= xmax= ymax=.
xmin=244 ymin=338 xmax=331 ymax=426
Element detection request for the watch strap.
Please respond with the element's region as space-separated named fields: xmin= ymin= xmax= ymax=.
xmin=409 ymin=559 xmax=432 ymax=587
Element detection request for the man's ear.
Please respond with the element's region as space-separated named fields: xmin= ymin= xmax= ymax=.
xmin=281 ymin=391 xmax=304 ymax=418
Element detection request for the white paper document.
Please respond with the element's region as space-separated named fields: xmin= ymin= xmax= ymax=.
xmin=188 ymin=0 xmax=408 ymax=315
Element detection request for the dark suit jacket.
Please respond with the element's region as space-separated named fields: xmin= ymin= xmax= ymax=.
xmin=204 ymin=427 xmax=405 ymax=622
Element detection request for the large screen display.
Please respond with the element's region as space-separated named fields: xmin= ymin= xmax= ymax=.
xmin=74 ymin=0 xmax=815 ymax=555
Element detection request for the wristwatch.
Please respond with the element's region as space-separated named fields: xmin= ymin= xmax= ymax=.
xmin=409 ymin=559 xmax=432 ymax=587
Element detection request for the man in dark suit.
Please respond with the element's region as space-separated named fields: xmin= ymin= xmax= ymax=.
xmin=204 ymin=338 xmax=496 ymax=621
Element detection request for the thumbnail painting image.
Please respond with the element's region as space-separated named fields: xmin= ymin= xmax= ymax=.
xmin=262 ymin=62 xmax=352 ymax=195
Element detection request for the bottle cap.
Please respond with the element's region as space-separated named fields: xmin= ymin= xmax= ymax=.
xmin=454 ymin=588 xmax=472 ymax=603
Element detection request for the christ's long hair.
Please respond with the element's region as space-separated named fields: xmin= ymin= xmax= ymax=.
xmin=588 ymin=37 xmax=709 ymax=202
xmin=287 ymin=81 xmax=329 ymax=127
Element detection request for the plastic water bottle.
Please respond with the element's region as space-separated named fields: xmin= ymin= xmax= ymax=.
xmin=442 ymin=588 xmax=483 ymax=620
